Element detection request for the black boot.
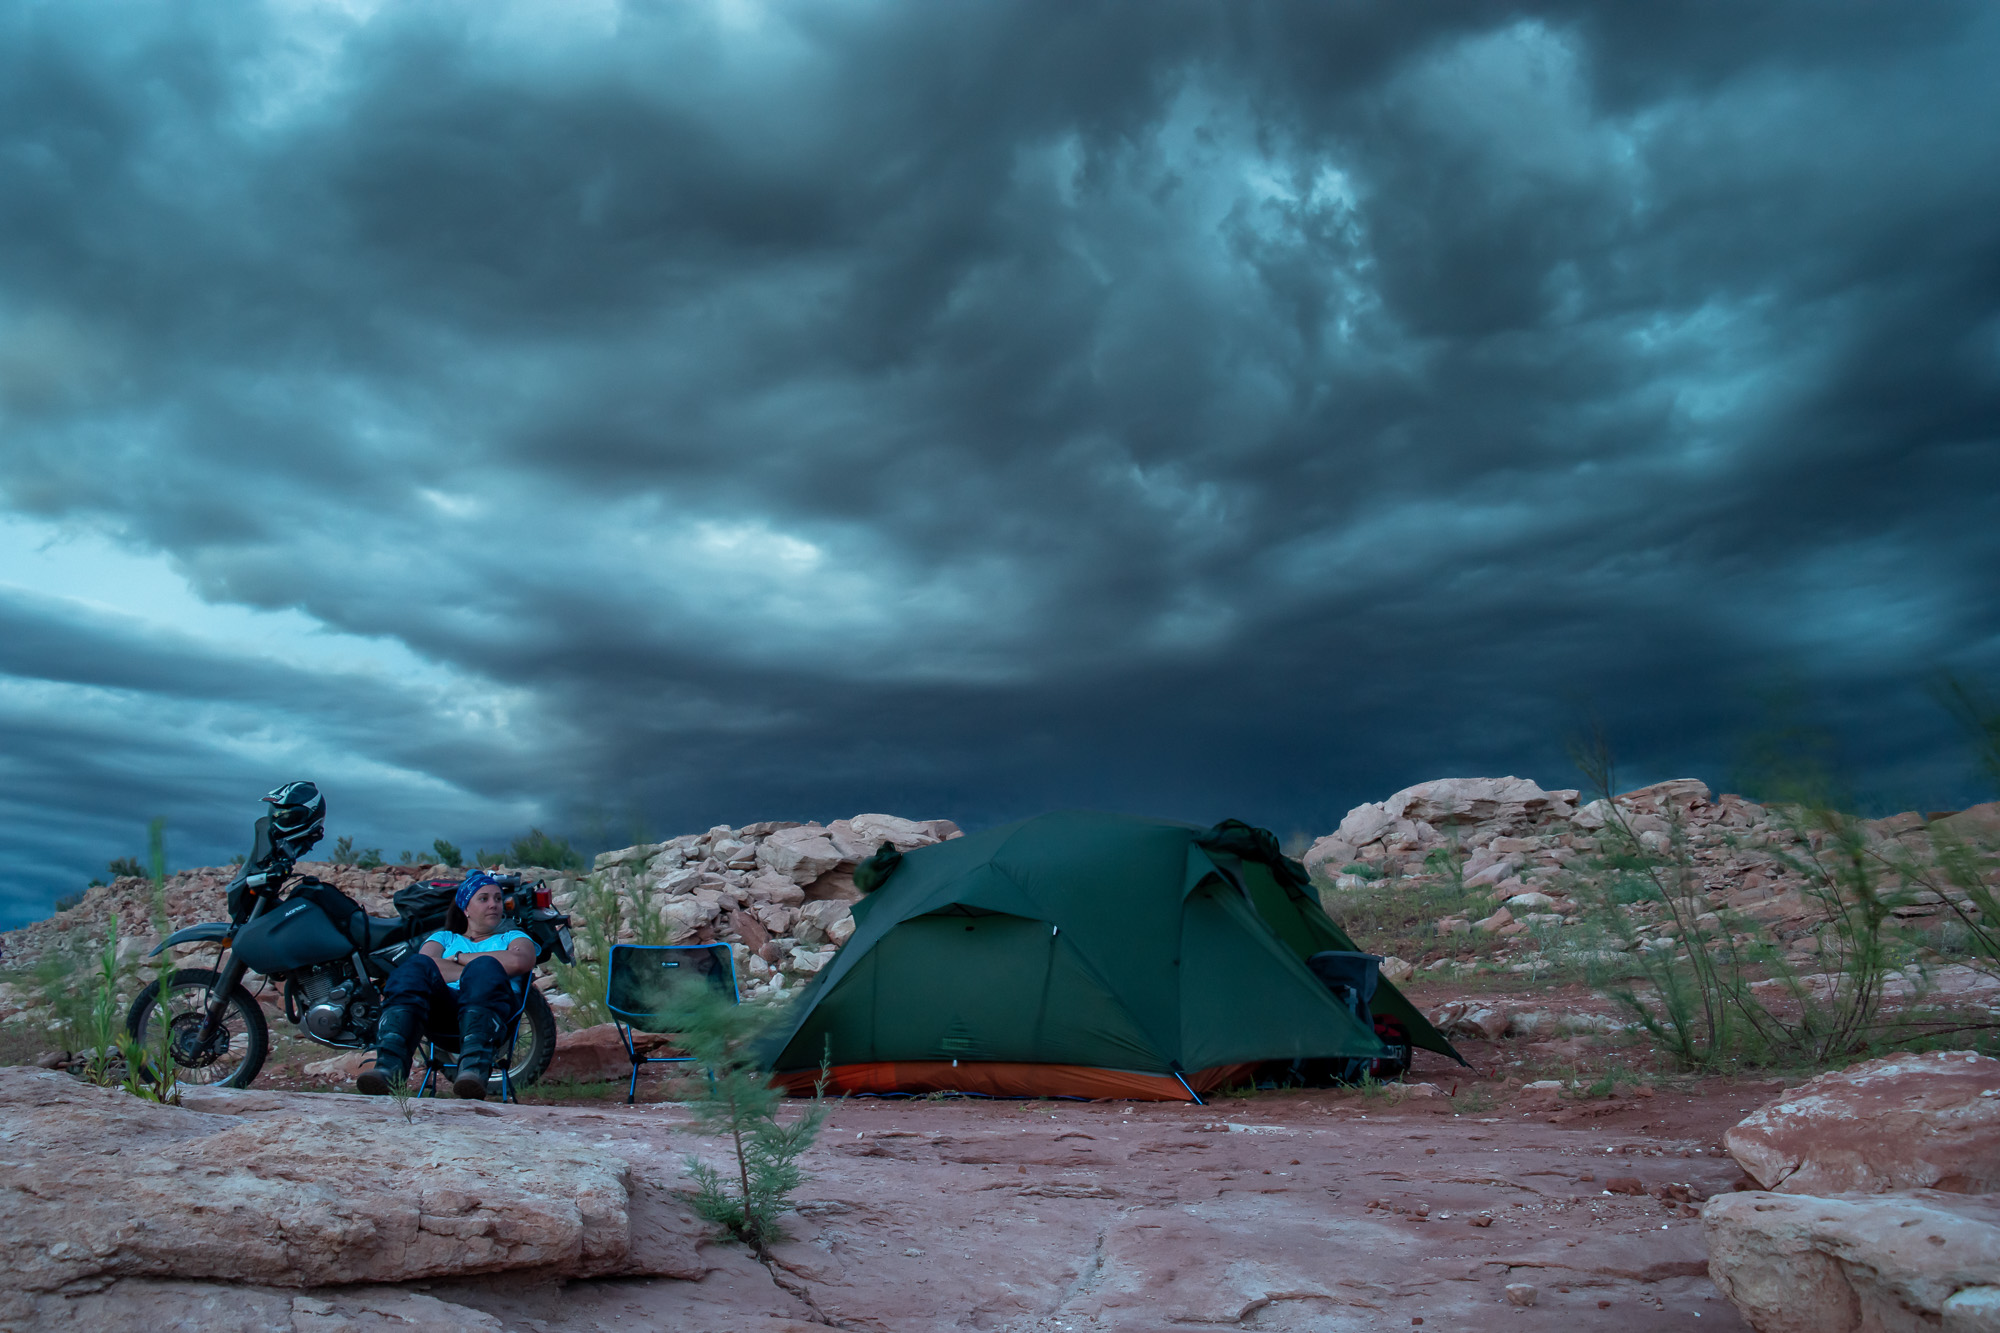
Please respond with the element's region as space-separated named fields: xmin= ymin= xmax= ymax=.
xmin=451 ymin=1005 xmax=502 ymax=1100
xmin=357 ymin=1004 xmax=422 ymax=1095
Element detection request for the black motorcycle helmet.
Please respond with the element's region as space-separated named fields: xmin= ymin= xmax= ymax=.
xmin=263 ymin=780 xmax=325 ymax=857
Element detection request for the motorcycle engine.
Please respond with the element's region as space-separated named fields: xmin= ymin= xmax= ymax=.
xmin=294 ymin=963 xmax=372 ymax=1046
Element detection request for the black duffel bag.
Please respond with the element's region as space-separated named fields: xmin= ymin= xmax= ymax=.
xmin=392 ymin=878 xmax=461 ymax=935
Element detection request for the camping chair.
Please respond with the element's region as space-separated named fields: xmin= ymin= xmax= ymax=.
xmin=605 ymin=943 xmax=739 ymax=1104
xmin=417 ymin=976 xmax=534 ymax=1104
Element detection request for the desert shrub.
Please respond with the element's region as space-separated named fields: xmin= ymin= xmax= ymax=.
xmin=431 ymin=838 xmax=464 ymax=868
xmin=1420 ymin=845 xmax=1464 ymax=888
xmin=355 ymin=847 xmax=385 ymax=869
xmin=51 ymin=891 xmax=84 ymax=914
xmin=506 ymin=828 xmax=586 ymax=871
xmin=546 ymin=869 xmax=679 ymax=1028
xmin=107 ymin=856 xmax=144 ymax=880
xmin=663 ymin=992 xmax=830 ymax=1258
xmin=331 ymin=835 xmax=356 ymax=865
xmin=1570 ymin=732 xmax=1911 ymax=1072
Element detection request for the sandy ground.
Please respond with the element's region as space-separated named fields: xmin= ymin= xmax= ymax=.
xmin=128 ymin=1049 xmax=1769 ymax=1333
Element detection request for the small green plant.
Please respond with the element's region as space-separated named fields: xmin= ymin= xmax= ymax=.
xmin=1420 ymin=846 xmax=1463 ymax=889
xmin=1340 ymin=862 xmax=1382 ymax=881
xmin=356 ymin=847 xmax=385 ymax=869
xmin=107 ymin=856 xmax=145 ymax=880
xmin=80 ymin=913 xmax=125 ymax=1087
xmin=116 ymin=996 xmax=181 ymax=1105
xmin=1450 ymin=1084 xmax=1495 ymax=1113
xmin=665 ymin=996 xmax=831 ymax=1259
xmin=331 ymin=835 xmax=356 ymax=865
xmin=386 ymin=1070 xmax=417 ymax=1124
xmin=549 ymin=869 xmax=678 ymax=1028
xmin=52 ymin=891 xmax=84 ymax=914
xmin=431 ymin=838 xmax=465 ymax=868
xmin=548 ymin=872 xmax=623 ymax=1027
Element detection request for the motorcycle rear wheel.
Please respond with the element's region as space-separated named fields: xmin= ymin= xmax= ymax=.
xmin=506 ymin=983 xmax=558 ymax=1091
xmin=126 ymin=968 xmax=270 ymax=1089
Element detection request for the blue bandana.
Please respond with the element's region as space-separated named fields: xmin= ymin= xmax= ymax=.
xmin=454 ymin=870 xmax=496 ymax=911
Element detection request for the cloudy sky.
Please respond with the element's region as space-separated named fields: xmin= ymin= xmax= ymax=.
xmin=2 ymin=1 xmax=1997 ymax=926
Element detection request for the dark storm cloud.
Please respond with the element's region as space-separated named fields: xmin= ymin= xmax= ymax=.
xmin=2 ymin=1 xmax=1997 ymax=924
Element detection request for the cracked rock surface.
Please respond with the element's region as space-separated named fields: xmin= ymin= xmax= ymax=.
xmin=3 ymin=1066 xmax=1764 ymax=1332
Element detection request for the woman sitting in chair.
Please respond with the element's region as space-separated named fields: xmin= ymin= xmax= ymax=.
xmin=358 ymin=872 xmax=534 ymax=1100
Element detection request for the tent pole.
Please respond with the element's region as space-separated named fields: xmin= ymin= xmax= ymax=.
xmin=1173 ymin=1071 xmax=1204 ymax=1106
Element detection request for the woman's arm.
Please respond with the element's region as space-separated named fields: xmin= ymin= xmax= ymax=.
xmin=420 ymin=937 xmax=471 ymax=983
xmin=492 ymin=934 xmax=537 ymax=978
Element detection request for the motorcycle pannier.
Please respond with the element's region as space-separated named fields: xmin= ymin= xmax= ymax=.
xmin=286 ymin=879 xmax=370 ymax=949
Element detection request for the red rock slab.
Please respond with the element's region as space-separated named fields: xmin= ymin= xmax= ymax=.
xmin=1725 ymin=1049 xmax=2000 ymax=1195
xmin=1703 ymin=1189 xmax=2000 ymax=1333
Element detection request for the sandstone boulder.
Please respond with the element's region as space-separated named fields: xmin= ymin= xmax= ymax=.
xmin=847 ymin=813 xmax=941 ymax=847
xmin=755 ymin=827 xmax=846 ymax=884
xmin=801 ymin=867 xmax=862 ymax=902
xmin=1703 ymin=1189 xmax=2000 ymax=1333
xmin=543 ymin=1023 xmax=677 ymax=1083
xmin=1430 ymin=1000 xmax=1511 ymax=1041
xmin=1726 ymin=1050 xmax=2000 ymax=1195
xmin=0 ymin=1067 xmax=706 ymax=1293
xmin=1617 ymin=778 xmax=1715 ymax=816
xmin=792 ymin=900 xmax=855 ymax=948
xmin=744 ymin=872 xmax=806 ymax=907
xmin=1300 ymin=836 xmax=1356 ymax=878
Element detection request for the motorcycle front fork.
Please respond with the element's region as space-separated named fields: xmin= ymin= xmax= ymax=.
xmin=193 ymin=953 xmax=252 ymax=1053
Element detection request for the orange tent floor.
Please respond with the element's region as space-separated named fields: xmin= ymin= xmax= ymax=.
xmin=774 ymin=1060 xmax=1256 ymax=1102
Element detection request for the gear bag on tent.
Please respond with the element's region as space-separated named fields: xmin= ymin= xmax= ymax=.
xmin=1283 ymin=951 xmax=1412 ymax=1086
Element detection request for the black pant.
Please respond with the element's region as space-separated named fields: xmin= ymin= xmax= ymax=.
xmin=381 ymin=952 xmax=516 ymax=1037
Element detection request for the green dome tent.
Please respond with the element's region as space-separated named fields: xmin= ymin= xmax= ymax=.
xmin=766 ymin=811 xmax=1464 ymax=1101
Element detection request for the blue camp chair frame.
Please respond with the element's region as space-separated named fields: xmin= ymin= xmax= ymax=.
xmin=605 ymin=943 xmax=739 ymax=1104
xmin=417 ymin=976 xmax=533 ymax=1104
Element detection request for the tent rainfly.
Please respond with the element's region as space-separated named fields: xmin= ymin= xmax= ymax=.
xmin=765 ymin=811 xmax=1464 ymax=1101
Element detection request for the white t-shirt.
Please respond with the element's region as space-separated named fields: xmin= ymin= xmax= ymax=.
xmin=426 ymin=928 xmax=530 ymax=991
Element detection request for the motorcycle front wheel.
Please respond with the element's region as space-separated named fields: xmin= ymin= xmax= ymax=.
xmin=126 ymin=968 xmax=270 ymax=1088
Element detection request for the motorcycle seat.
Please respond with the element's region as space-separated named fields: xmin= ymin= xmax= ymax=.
xmin=362 ymin=916 xmax=413 ymax=949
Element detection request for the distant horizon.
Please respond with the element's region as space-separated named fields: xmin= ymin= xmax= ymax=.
xmin=20 ymin=751 xmax=1993 ymax=933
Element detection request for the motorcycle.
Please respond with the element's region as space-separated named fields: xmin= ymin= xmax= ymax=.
xmin=125 ymin=810 xmax=574 ymax=1091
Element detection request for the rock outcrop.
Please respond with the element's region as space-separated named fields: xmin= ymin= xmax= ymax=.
xmin=1725 ymin=1050 xmax=2000 ymax=1195
xmin=1703 ymin=1189 xmax=2000 ymax=1333
xmin=0 ymin=812 xmax=960 ymax=1027
xmin=1704 ymin=1050 xmax=2000 ymax=1333
xmin=1301 ymin=774 xmax=2000 ymax=984
xmin=578 ymin=814 xmax=960 ymax=1001
xmin=0 ymin=1066 xmax=708 ymax=1296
